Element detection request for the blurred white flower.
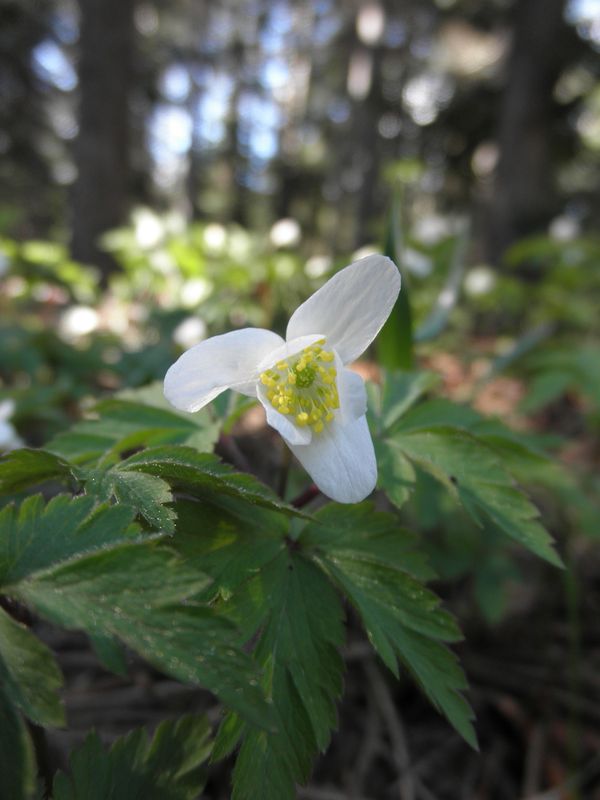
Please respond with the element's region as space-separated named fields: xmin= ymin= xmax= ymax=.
xmin=402 ymin=247 xmax=433 ymax=277
xmin=59 ymin=305 xmax=99 ymax=340
xmin=356 ymin=3 xmax=385 ymax=45
xmin=0 ymin=400 xmax=23 ymax=452
xmin=173 ymin=316 xmax=207 ymax=350
xmin=204 ymin=223 xmax=227 ymax=251
xmin=180 ymin=278 xmax=213 ymax=308
xmin=134 ymin=208 xmax=164 ymax=249
xmin=414 ymin=214 xmax=452 ymax=245
xmin=549 ymin=215 xmax=579 ymax=242
xmin=464 ymin=266 xmax=496 ymax=297
xmin=270 ymin=218 xmax=301 ymax=248
xmin=305 ymin=255 xmax=332 ymax=279
xmin=351 ymin=245 xmax=379 ymax=262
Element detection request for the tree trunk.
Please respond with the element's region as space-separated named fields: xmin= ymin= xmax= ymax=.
xmin=488 ymin=0 xmax=570 ymax=262
xmin=71 ymin=0 xmax=134 ymax=279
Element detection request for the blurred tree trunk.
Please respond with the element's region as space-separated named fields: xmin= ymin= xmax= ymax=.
xmin=488 ymin=0 xmax=569 ymax=263
xmin=71 ymin=0 xmax=134 ymax=279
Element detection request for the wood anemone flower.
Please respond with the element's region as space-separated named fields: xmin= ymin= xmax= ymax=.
xmin=164 ymin=255 xmax=401 ymax=503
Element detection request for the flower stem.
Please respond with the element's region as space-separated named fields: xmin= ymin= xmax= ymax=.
xmin=291 ymin=484 xmax=321 ymax=508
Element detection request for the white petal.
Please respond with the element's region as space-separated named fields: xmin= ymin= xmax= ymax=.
xmin=286 ymin=254 xmax=401 ymax=364
xmin=257 ymin=385 xmax=312 ymax=446
xmin=289 ymin=415 xmax=377 ymax=503
xmin=164 ymin=328 xmax=283 ymax=412
xmin=337 ymin=362 xmax=368 ymax=426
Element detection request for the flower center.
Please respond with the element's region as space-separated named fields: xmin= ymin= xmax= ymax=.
xmin=259 ymin=339 xmax=339 ymax=434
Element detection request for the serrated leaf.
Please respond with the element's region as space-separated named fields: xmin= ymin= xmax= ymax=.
xmin=0 ymin=497 xmax=269 ymax=726
xmin=0 ymin=607 xmax=64 ymax=727
xmin=299 ymin=503 xmax=477 ymax=749
xmin=0 ymin=495 xmax=139 ymax=588
xmin=16 ymin=543 xmax=267 ymax=726
xmin=84 ymin=468 xmax=176 ymax=533
xmin=395 ymin=427 xmax=562 ymax=566
xmin=299 ymin=503 xmax=433 ymax=580
xmin=53 ymin=715 xmax=211 ymax=800
xmin=0 ymin=449 xmax=73 ymax=496
xmin=0 ymin=689 xmax=37 ymax=800
xmin=173 ymin=499 xmax=286 ymax=594
xmin=214 ymin=549 xmax=346 ymax=800
xmin=120 ymin=446 xmax=304 ymax=518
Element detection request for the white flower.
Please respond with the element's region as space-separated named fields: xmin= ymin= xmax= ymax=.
xmin=173 ymin=316 xmax=207 ymax=349
xmin=0 ymin=400 xmax=23 ymax=452
xmin=164 ymin=255 xmax=401 ymax=503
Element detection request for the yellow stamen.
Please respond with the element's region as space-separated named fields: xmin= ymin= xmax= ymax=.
xmin=259 ymin=340 xmax=339 ymax=435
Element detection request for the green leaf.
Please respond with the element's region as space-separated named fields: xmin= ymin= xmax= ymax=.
xmin=214 ymin=549 xmax=346 ymax=800
xmin=0 ymin=449 xmax=73 ymax=496
xmin=17 ymin=543 xmax=267 ymax=726
xmin=0 ymin=689 xmax=37 ymax=800
xmin=299 ymin=503 xmax=433 ymax=580
xmin=0 ymin=496 xmax=269 ymax=726
xmin=375 ymin=438 xmax=415 ymax=510
xmin=391 ymin=397 xmax=482 ymax=433
xmin=83 ymin=468 xmax=176 ymax=533
xmin=173 ymin=498 xmax=286 ymax=594
xmin=53 ymin=715 xmax=212 ymax=800
xmin=377 ymin=194 xmax=412 ymax=370
xmin=119 ymin=446 xmax=303 ymax=518
xmin=47 ymin=397 xmax=219 ymax=465
xmin=394 ymin=427 xmax=562 ymax=566
xmin=0 ymin=607 xmax=64 ymax=727
xmin=300 ymin=503 xmax=477 ymax=749
xmin=0 ymin=495 xmax=139 ymax=588
xmin=89 ymin=634 xmax=129 ymax=677
xmin=520 ymin=370 xmax=572 ymax=413
xmin=377 ymin=370 xmax=440 ymax=432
